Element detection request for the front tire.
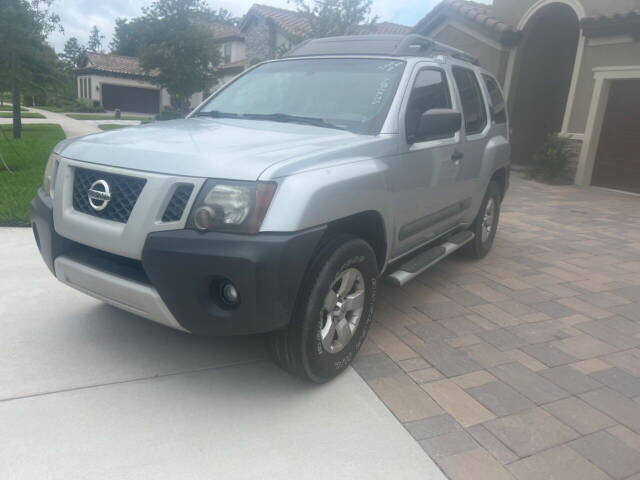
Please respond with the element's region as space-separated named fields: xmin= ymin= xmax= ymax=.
xmin=267 ymin=233 xmax=378 ymax=383
xmin=463 ymin=180 xmax=501 ymax=259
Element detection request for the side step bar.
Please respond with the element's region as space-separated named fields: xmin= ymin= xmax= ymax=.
xmin=385 ymin=231 xmax=475 ymax=287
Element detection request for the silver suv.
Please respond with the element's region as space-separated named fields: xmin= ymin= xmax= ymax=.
xmin=30 ymin=35 xmax=510 ymax=382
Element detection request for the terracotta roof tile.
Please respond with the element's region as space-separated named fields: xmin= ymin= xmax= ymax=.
xmin=246 ymin=4 xmax=310 ymax=36
xmin=209 ymin=22 xmax=245 ymax=41
xmin=242 ymin=4 xmax=409 ymax=37
xmin=581 ymin=9 xmax=640 ymax=36
xmin=218 ymin=59 xmax=246 ymax=71
xmin=370 ymin=22 xmax=412 ymax=35
xmin=78 ymin=52 xmax=157 ymax=78
xmin=412 ymin=0 xmax=519 ymax=44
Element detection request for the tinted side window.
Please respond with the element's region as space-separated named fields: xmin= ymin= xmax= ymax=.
xmin=406 ymin=69 xmax=452 ymax=141
xmin=452 ymin=67 xmax=487 ymax=135
xmin=482 ymin=74 xmax=507 ymax=124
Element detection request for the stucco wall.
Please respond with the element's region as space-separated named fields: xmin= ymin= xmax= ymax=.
xmin=492 ymin=0 xmax=640 ymax=27
xmin=432 ymin=23 xmax=510 ymax=84
xmin=568 ymin=38 xmax=640 ymax=133
xmin=231 ymin=40 xmax=246 ymax=63
xmin=218 ymin=40 xmax=246 ymax=63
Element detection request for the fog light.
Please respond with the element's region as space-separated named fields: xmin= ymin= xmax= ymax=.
xmin=221 ymin=282 xmax=239 ymax=305
xmin=194 ymin=206 xmax=216 ymax=231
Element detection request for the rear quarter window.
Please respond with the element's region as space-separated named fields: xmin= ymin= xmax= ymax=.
xmin=452 ymin=67 xmax=487 ymax=135
xmin=482 ymin=74 xmax=507 ymax=124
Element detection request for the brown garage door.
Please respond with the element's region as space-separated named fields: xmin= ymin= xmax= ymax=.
xmin=591 ymin=79 xmax=640 ymax=193
xmin=101 ymin=84 xmax=160 ymax=114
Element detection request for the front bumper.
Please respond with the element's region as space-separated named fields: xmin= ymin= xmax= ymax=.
xmin=30 ymin=189 xmax=326 ymax=335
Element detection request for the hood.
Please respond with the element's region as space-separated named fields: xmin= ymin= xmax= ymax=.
xmin=56 ymin=118 xmax=373 ymax=180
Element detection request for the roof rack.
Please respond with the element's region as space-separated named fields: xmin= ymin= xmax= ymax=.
xmin=286 ymin=34 xmax=479 ymax=65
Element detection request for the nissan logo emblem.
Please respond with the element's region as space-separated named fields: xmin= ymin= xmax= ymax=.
xmin=88 ymin=179 xmax=112 ymax=211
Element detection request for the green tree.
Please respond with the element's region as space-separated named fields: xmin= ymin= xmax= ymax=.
xmin=137 ymin=0 xmax=222 ymax=112
xmin=109 ymin=18 xmax=147 ymax=57
xmin=24 ymin=45 xmax=71 ymax=106
xmin=87 ymin=25 xmax=104 ymax=52
xmin=60 ymin=37 xmax=85 ymax=67
xmin=110 ymin=8 xmax=236 ymax=57
xmin=0 ymin=0 xmax=61 ymax=138
xmin=292 ymin=0 xmax=377 ymax=38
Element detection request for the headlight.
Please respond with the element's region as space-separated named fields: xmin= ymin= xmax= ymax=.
xmin=42 ymin=152 xmax=60 ymax=197
xmin=187 ymin=180 xmax=276 ymax=234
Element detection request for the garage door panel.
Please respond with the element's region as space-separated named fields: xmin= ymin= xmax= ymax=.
xmin=592 ymin=80 xmax=640 ymax=194
xmin=102 ymin=84 xmax=160 ymax=114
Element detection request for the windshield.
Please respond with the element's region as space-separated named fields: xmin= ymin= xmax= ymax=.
xmin=197 ymin=58 xmax=406 ymax=135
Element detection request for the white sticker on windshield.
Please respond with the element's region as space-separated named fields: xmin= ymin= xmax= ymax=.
xmin=376 ymin=61 xmax=404 ymax=73
xmin=372 ymin=77 xmax=391 ymax=105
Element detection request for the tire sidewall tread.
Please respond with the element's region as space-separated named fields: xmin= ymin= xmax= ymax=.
xmin=464 ymin=181 xmax=501 ymax=259
xmin=268 ymin=233 xmax=378 ymax=383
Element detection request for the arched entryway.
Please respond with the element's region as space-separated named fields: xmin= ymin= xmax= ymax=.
xmin=509 ymin=2 xmax=581 ymax=164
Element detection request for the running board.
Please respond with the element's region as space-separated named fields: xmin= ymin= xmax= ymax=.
xmin=385 ymin=231 xmax=475 ymax=287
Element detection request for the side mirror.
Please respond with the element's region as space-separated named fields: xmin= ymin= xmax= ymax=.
xmin=412 ymin=109 xmax=462 ymax=143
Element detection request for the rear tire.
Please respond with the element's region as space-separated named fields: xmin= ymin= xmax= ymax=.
xmin=463 ymin=180 xmax=501 ymax=259
xmin=267 ymin=233 xmax=378 ymax=383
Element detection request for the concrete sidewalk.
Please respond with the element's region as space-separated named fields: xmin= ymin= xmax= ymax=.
xmin=0 ymin=228 xmax=446 ymax=480
xmin=0 ymin=106 xmax=101 ymax=138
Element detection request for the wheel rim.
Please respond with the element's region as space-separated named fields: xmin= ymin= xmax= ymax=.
xmin=481 ymin=198 xmax=495 ymax=244
xmin=320 ymin=268 xmax=366 ymax=354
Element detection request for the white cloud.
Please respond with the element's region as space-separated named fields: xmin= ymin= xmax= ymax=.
xmin=47 ymin=0 xmax=493 ymax=52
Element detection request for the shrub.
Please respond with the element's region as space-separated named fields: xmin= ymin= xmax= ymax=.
xmin=156 ymin=107 xmax=184 ymax=121
xmin=41 ymin=98 xmax=105 ymax=113
xmin=71 ymin=100 xmax=105 ymax=113
xmin=530 ymin=133 xmax=571 ymax=181
xmin=115 ymin=109 xmax=121 ymax=119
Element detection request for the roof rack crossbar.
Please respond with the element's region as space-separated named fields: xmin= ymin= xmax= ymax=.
xmin=395 ymin=35 xmax=478 ymax=64
xmin=285 ymin=34 xmax=478 ymax=65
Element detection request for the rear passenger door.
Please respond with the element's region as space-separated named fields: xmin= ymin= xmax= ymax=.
xmin=450 ymin=66 xmax=493 ymax=224
xmin=389 ymin=65 xmax=466 ymax=258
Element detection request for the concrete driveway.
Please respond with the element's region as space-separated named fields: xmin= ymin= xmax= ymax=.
xmin=0 ymin=229 xmax=445 ymax=479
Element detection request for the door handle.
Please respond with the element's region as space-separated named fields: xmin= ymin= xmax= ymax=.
xmin=451 ymin=151 xmax=464 ymax=163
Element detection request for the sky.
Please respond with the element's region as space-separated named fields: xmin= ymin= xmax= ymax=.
xmin=47 ymin=0 xmax=491 ymax=53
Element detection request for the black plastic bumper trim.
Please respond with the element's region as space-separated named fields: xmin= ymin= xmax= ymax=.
xmin=141 ymin=227 xmax=327 ymax=336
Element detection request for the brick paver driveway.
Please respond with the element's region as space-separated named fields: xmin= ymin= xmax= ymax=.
xmin=354 ymin=173 xmax=640 ymax=480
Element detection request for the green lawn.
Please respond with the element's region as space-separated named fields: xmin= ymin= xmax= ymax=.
xmin=0 ymin=112 xmax=45 ymax=119
xmin=98 ymin=121 xmax=152 ymax=131
xmin=0 ymin=105 xmax=26 ymax=112
xmin=98 ymin=124 xmax=130 ymax=131
xmin=67 ymin=113 xmax=153 ymax=121
xmin=36 ymin=105 xmax=68 ymax=113
xmin=0 ymin=124 xmax=66 ymax=226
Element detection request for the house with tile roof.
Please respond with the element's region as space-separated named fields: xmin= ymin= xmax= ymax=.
xmin=75 ymin=22 xmax=248 ymax=114
xmin=239 ymin=4 xmax=410 ymax=65
xmin=412 ymin=0 xmax=640 ymax=193
xmin=76 ymin=52 xmax=171 ymax=114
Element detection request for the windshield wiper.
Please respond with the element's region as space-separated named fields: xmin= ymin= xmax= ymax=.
xmin=242 ymin=113 xmax=346 ymax=131
xmin=194 ymin=110 xmax=240 ymax=119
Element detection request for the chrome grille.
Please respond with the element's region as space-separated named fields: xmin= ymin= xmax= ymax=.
xmin=72 ymin=167 xmax=146 ymax=223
